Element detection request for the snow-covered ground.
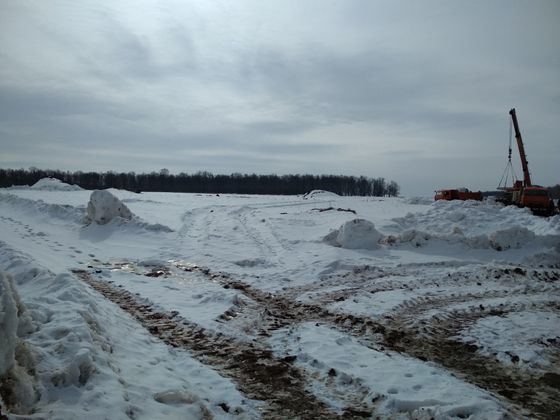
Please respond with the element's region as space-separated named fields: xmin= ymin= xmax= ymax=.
xmin=1 ymin=179 xmax=559 ymax=419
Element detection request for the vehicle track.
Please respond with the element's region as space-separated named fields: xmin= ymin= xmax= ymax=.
xmin=382 ymin=290 xmax=560 ymax=419
xmin=74 ymin=261 xmax=560 ymax=419
xmin=72 ymin=268 xmax=369 ymax=419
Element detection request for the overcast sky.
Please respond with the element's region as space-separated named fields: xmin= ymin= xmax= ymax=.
xmin=1 ymin=0 xmax=558 ymax=195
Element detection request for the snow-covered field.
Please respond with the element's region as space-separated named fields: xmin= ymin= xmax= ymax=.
xmin=1 ymin=179 xmax=559 ymax=419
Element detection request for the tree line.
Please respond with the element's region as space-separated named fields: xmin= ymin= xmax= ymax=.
xmin=0 ymin=168 xmax=400 ymax=197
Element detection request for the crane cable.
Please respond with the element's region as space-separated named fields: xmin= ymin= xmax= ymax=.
xmin=497 ymin=117 xmax=518 ymax=189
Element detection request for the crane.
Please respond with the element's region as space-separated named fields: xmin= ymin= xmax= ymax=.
xmin=498 ymin=108 xmax=554 ymax=216
xmin=509 ymin=108 xmax=531 ymax=187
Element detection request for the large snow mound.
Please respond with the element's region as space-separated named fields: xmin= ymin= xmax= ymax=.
xmin=324 ymin=219 xmax=382 ymax=249
xmin=86 ymin=190 xmax=133 ymax=225
xmin=303 ymin=190 xmax=339 ymax=200
xmin=30 ymin=178 xmax=82 ymax=191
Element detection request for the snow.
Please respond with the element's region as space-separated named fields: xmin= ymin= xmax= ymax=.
xmin=7 ymin=177 xmax=84 ymax=191
xmin=86 ymin=190 xmax=133 ymax=225
xmin=0 ymin=272 xmax=18 ymax=377
xmin=1 ymin=188 xmax=559 ymax=418
xmin=458 ymin=310 xmax=560 ymax=370
xmin=302 ymin=189 xmax=339 ymax=199
xmin=323 ymin=218 xmax=382 ymax=249
xmin=269 ymin=323 xmax=508 ymax=419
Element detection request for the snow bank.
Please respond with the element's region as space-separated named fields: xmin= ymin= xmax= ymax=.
xmin=86 ymin=190 xmax=133 ymax=225
xmin=0 ymin=244 xmax=257 ymax=418
xmin=0 ymin=193 xmax=84 ymax=224
xmin=0 ymin=271 xmax=37 ymax=413
xmin=324 ymin=219 xmax=382 ymax=249
xmin=0 ymin=272 xmax=18 ymax=377
xmin=303 ymin=190 xmax=339 ymax=200
xmin=30 ymin=178 xmax=82 ymax=191
xmin=388 ymin=200 xmax=560 ymax=251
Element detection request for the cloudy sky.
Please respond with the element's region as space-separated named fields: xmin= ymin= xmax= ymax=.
xmin=1 ymin=0 xmax=558 ymax=195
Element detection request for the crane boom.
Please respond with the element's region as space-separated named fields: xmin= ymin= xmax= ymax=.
xmin=509 ymin=108 xmax=532 ymax=187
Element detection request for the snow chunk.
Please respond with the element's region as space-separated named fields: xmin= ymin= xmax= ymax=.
xmin=324 ymin=219 xmax=382 ymax=249
xmin=86 ymin=190 xmax=133 ymax=225
xmin=30 ymin=177 xmax=82 ymax=191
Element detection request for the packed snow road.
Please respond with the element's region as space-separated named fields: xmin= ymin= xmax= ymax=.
xmin=1 ymin=181 xmax=559 ymax=419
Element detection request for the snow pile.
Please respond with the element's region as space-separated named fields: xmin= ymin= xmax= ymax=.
xmin=303 ymin=190 xmax=339 ymax=200
xmin=388 ymin=200 xmax=560 ymax=251
xmin=324 ymin=219 xmax=382 ymax=249
xmin=86 ymin=190 xmax=133 ymax=225
xmin=30 ymin=178 xmax=82 ymax=191
xmin=0 ymin=271 xmax=37 ymax=413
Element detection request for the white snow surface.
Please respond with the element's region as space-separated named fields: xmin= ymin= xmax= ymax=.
xmin=1 ymin=189 xmax=559 ymax=418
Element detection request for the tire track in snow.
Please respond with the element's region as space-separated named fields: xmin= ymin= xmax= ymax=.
xmin=74 ymin=260 xmax=560 ymax=419
xmin=71 ymin=269 xmax=352 ymax=419
xmin=382 ymin=284 xmax=560 ymax=419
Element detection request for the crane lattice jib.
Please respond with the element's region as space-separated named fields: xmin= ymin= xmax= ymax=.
xmin=509 ymin=108 xmax=532 ymax=187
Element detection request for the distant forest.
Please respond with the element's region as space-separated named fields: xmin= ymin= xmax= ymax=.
xmin=0 ymin=168 xmax=401 ymax=197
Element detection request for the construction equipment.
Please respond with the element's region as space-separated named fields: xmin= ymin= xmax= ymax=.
xmin=434 ymin=188 xmax=483 ymax=201
xmin=497 ymin=108 xmax=554 ymax=216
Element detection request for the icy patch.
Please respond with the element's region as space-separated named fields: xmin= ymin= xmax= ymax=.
xmin=86 ymin=190 xmax=133 ymax=225
xmin=269 ymin=323 xmax=509 ymax=418
xmin=324 ymin=219 xmax=382 ymax=249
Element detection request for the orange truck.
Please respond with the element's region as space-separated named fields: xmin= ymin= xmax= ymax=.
xmin=434 ymin=188 xmax=483 ymax=201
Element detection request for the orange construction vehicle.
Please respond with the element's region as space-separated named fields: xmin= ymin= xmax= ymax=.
xmin=435 ymin=188 xmax=483 ymax=201
xmin=497 ymin=108 xmax=554 ymax=216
